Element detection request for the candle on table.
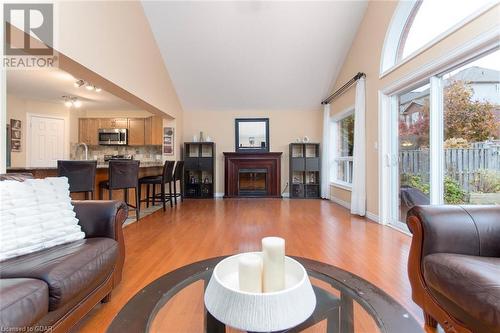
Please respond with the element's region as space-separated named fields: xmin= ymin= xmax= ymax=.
xmin=238 ymin=253 xmax=263 ymax=293
xmin=262 ymin=237 xmax=285 ymax=292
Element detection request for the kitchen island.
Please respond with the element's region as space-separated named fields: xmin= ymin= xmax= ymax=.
xmin=7 ymin=162 xmax=165 ymax=203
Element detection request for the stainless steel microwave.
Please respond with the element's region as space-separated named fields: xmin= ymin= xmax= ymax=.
xmin=98 ymin=128 xmax=128 ymax=145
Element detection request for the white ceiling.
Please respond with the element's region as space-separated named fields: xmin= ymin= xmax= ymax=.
xmin=7 ymin=68 xmax=141 ymax=111
xmin=142 ymin=1 xmax=368 ymax=112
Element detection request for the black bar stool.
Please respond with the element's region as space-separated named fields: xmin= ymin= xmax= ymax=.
xmin=138 ymin=160 xmax=175 ymax=211
xmin=99 ymin=160 xmax=140 ymax=221
xmin=172 ymin=161 xmax=184 ymax=205
xmin=57 ymin=160 xmax=97 ymax=199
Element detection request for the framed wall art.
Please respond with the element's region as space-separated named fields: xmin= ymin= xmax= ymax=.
xmin=163 ymin=127 xmax=174 ymax=156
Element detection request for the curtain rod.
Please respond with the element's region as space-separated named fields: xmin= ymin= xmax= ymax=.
xmin=321 ymin=72 xmax=366 ymax=105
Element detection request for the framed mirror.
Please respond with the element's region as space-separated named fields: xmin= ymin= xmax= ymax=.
xmin=235 ymin=118 xmax=269 ymax=153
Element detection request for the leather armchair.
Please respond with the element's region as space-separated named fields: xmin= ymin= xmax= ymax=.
xmin=407 ymin=205 xmax=500 ymax=333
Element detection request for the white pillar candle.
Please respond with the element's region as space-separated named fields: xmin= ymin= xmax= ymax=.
xmin=262 ymin=237 xmax=285 ymax=292
xmin=238 ymin=253 xmax=263 ymax=293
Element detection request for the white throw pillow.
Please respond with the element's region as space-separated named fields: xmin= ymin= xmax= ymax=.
xmin=0 ymin=176 xmax=85 ymax=261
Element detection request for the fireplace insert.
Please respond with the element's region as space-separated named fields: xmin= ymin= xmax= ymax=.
xmin=238 ymin=168 xmax=267 ymax=196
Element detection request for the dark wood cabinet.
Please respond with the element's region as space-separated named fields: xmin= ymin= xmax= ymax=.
xmin=289 ymin=143 xmax=320 ymax=199
xmin=183 ymin=142 xmax=215 ymax=198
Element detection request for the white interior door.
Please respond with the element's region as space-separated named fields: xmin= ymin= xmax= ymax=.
xmin=29 ymin=116 xmax=65 ymax=167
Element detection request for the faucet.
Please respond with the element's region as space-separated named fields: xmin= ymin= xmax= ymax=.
xmin=77 ymin=142 xmax=88 ymax=160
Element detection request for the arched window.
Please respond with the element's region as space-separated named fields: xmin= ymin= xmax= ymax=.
xmin=380 ymin=0 xmax=496 ymax=75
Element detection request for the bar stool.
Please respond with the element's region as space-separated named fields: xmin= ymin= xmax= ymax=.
xmin=99 ymin=160 xmax=140 ymax=221
xmin=138 ymin=160 xmax=175 ymax=211
xmin=57 ymin=160 xmax=97 ymax=199
xmin=172 ymin=161 xmax=184 ymax=205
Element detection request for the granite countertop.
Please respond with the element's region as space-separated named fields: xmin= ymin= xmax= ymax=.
xmin=97 ymin=161 xmax=164 ymax=168
xmin=7 ymin=160 xmax=164 ymax=171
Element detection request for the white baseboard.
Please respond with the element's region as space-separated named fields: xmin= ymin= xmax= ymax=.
xmin=329 ymin=196 xmax=351 ymax=209
xmin=387 ymin=223 xmax=412 ymax=236
xmin=366 ymin=211 xmax=380 ymax=223
xmin=329 ymin=197 xmax=381 ymax=224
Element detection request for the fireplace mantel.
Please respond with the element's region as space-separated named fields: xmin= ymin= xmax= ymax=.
xmin=224 ymin=152 xmax=282 ymax=198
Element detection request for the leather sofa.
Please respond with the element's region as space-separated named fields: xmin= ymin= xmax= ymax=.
xmin=0 ymin=199 xmax=127 ymax=332
xmin=407 ymin=205 xmax=500 ymax=333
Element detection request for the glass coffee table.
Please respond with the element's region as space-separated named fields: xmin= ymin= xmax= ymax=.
xmin=107 ymin=256 xmax=422 ymax=333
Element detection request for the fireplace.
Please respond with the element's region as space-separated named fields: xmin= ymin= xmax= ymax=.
xmin=238 ymin=169 xmax=267 ymax=196
xmin=224 ymin=152 xmax=282 ymax=198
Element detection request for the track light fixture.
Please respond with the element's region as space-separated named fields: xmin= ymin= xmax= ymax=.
xmin=74 ymin=79 xmax=85 ymax=88
xmin=74 ymin=79 xmax=101 ymax=93
xmin=62 ymin=96 xmax=82 ymax=108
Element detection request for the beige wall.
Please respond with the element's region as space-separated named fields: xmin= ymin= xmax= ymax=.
xmin=7 ymin=94 xmax=76 ymax=167
xmin=56 ymin=1 xmax=183 ymax=121
xmin=183 ymin=109 xmax=322 ymax=195
xmin=329 ymin=2 xmax=500 ymax=216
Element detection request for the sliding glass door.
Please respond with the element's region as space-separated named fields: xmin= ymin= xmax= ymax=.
xmin=388 ymin=49 xmax=499 ymax=229
xmin=394 ymin=83 xmax=431 ymax=227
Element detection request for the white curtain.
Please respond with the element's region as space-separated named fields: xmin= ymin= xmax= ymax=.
xmin=350 ymin=77 xmax=366 ymax=216
xmin=321 ymin=103 xmax=331 ymax=199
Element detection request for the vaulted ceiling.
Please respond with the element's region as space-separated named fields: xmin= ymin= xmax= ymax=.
xmin=142 ymin=1 xmax=367 ymax=112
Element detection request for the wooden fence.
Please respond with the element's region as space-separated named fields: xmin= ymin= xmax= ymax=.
xmin=400 ymin=146 xmax=500 ymax=192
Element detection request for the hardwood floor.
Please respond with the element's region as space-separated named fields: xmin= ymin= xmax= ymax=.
xmin=75 ymin=198 xmax=431 ymax=333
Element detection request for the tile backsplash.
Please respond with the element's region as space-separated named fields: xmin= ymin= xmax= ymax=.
xmin=71 ymin=144 xmax=162 ymax=162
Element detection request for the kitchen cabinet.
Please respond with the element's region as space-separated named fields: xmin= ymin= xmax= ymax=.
xmin=78 ymin=116 xmax=163 ymax=146
xmin=128 ymin=118 xmax=145 ymax=146
xmin=145 ymin=116 xmax=163 ymax=145
xmin=78 ymin=118 xmax=99 ymax=145
xmin=99 ymin=118 xmax=128 ymax=129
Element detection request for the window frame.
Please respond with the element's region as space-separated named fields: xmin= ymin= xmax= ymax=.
xmin=379 ymin=30 xmax=499 ymax=227
xmin=330 ymin=106 xmax=355 ymax=190
xmin=380 ymin=0 xmax=498 ymax=78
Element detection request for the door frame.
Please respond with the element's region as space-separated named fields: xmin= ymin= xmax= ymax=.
xmin=378 ymin=27 xmax=499 ymax=227
xmin=26 ymin=113 xmax=69 ymax=168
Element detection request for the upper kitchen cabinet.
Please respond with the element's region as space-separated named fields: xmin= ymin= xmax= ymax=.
xmin=128 ymin=118 xmax=146 ymax=146
xmin=78 ymin=118 xmax=99 ymax=145
xmin=78 ymin=116 xmax=163 ymax=146
xmin=99 ymin=118 xmax=128 ymax=129
xmin=145 ymin=115 xmax=163 ymax=145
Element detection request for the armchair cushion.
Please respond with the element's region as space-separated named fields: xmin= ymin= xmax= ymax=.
xmin=0 ymin=238 xmax=117 ymax=311
xmin=423 ymin=253 xmax=500 ymax=332
xmin=0 ymin=278 xmax=48 ymax=328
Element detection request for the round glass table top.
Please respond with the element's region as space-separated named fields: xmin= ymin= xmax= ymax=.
xmin=107 ymin=256 xmax=421 ymax=333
